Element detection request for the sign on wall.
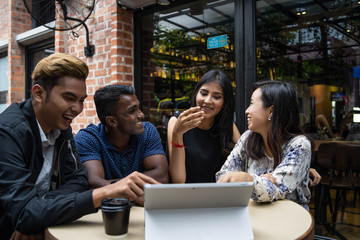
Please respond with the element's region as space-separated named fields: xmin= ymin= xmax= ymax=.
xmin=330 ymin=92 xmax=343 ymax=102
xmin=207 ymin=35 xmax=228 ymax=49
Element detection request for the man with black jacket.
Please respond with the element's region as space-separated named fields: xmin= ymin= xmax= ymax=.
xmin=0 ymin=53 xmax=158 ymax=239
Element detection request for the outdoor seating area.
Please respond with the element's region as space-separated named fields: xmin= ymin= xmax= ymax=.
xmin=312 ymin=141 xmax=360 ymax=240
xmin=1 ymin=0 xmax=360 ymax=238
xmin=310 ymin=187 xmax=360 ymax=240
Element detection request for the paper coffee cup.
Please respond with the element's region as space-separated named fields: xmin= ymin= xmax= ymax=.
xmin=101 ymin=198 xmax=132 ymax=239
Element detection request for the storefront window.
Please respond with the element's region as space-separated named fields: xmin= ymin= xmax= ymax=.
xmin=25 ymin=39 xmax=55 ymax=99
xmin=25 ymin=0 xmax=55 ymax=29
xmin=0 ymin=53 xmax=8 ymax=113
xmin=140 ymin=0 xmax=235 ymax=146
xmin=256 ymin=0 xmax=360 ymax=141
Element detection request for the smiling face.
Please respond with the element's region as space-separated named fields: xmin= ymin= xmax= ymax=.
xmin=195 ymin=81 xmax=224 ymax=120
xmin=245 ymin=88 xmax=272 ymax=137
xmin=34 ymin=76 xmax=87 ymax=135
xmin=113 ymin=94 xmax=145 ymax=135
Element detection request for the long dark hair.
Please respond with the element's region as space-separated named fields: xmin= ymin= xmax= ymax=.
xmin=246 ymin=80 xmax=311 ymax=167
xmin=190 ymin=69 xmax=235 ymax=151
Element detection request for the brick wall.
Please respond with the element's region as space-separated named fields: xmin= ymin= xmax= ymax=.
xmin=7 ymin=0 xmax=31 ymax=104
xmin=0 ymin=1 xmax=135 ymax=133
xmin=54 ymin=1 xmax=135 ymax=133
xmin=0 ymin=1 xmax=10 ymax=39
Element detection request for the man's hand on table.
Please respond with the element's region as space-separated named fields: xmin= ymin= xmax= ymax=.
xmin=93 ymin=171 xmax=160 ymax=208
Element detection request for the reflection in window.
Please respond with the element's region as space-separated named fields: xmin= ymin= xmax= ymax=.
xmin=256 ymin=0 xmax=360 ymax=141
xmin=140 ymin=0 xmax=235 ymax=136
xmin=26 ymin=40 xmax=55 ymax=99
xmin=0 ymin=53 xmax=8 ymax=113
xmin=28 ymin=0 xmax=55 ymax=28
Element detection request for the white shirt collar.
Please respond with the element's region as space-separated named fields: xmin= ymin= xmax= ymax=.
xmin=36 ymin=120 xmax=61 ymax=146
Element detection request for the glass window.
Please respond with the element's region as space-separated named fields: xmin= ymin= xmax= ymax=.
xmin=256 ymin=0 xmax=360 ymax=141
xmin=139 ymin=0 xmax=235 ymax=146
xmin=0 ymin=53 xmax=8 ymax=113
xmin=25 ymin=0 xmax=55 ymax=28
xmin=26 ymin=39 xmax=55 ymax=99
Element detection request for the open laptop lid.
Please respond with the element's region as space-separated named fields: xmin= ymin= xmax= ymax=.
xmin=144 ymin=182 xmax=254 ymax=210
xmin=144 ymin=182 xmax=254 ymax=240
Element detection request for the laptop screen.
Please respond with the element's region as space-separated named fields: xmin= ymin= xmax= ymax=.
xmin=144 ymin=182 xmax=255 ymax=240
xmin=144 ymin=182 xmax=254 ymax=210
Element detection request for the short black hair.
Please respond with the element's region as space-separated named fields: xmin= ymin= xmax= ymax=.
xmin=94 ymin=84 xmax=135 ymax=126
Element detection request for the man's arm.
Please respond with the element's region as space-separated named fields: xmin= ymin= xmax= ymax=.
xmin=92 ymin=171 xmax=160 ymax=208
xmin=81 ymin=155 xmax=166 ymax=206
xmin=143 ymin=154 xmax=169 ymax=183
xmin=82 ymin=160 xmax=112 ymax=188
xmin=0 ymin=130 xmax=95 ymax=236
xmin=82 ymin=155 xmax=169 ymax=187
xmin=11 ymin=171 xmax=159 ymax=238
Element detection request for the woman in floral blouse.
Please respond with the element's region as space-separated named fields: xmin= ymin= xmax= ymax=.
xmin=216 ymin=80 xmax=313 ymax=210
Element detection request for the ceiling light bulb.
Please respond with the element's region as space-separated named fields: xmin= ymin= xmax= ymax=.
xmin=157 ymin=0 xmax=170 ymax=5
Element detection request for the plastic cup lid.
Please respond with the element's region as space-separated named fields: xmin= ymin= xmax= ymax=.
xmin=101 ymin=198 xmax=132 ymax=210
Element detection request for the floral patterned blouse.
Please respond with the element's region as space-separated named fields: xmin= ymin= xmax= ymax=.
xmin=216 ymin=130 xmax=312 ymax=210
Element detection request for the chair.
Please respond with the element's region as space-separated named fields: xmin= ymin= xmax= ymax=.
xmin=316 ymin=142 xmax=360 ymax=239
xmin=331 ymin=144 xmax=360 ymax=225
xmin=347 ymin=144 xmax=360 ymax=211
xmin=316 ymin=142 xmax=337 ymax=233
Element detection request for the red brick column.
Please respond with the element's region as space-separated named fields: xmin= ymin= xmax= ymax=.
xmin=7 ymin=0 xmax=31 ymax=104
xmin=56 ymin=1 xmax=135 ymax=132
xmin=110 ymin=7 xmax=133 ymax=85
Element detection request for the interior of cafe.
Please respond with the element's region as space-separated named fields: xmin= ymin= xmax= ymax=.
xmin=133 ymin=0 xmax=360 ymax=239
xmin=136 ymin=0 xmax=360 ymax=142
xmin=7 ymin=0 xmax=358 ymax=238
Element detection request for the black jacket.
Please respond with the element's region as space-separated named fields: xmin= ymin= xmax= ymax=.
xmin=0 ymin=99 xmax=96 ymax=239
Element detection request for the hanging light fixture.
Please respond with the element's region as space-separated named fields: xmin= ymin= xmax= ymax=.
xmin=157 ymin=0 xmax=170 ymax=5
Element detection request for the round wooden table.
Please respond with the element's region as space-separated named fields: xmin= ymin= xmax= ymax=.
xmin=49 ymin=199 xmax=313 ymax=240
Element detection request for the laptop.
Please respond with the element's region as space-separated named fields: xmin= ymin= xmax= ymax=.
xmin=144 ymin=182 xmax=254 ymax=240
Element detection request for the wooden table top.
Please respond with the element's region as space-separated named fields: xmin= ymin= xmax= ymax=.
xmin=49 ymin=199 xmax=314 ymax=240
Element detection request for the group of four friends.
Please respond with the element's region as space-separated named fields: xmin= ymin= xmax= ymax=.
xmin=0 ymin=53 xmax=321 ymax=239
